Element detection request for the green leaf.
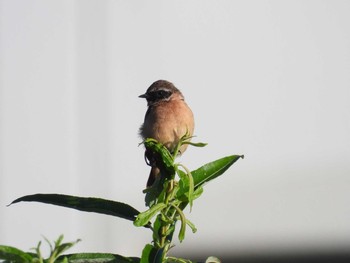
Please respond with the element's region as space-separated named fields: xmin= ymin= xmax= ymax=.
xmin=9 ymin=194 xmax=145 ymax=226
xmin=53 ymin=239 xmax=81 ymax=261
xmin=152 ymin=215 xmax=163 ymax=246
xmin=176 ymin=169 xmax=187 ymax=181
xmin=134 ymin=203 xmax=166 ymax=227
xmin=32 ymin=240 xmax=43 ymax=262
xmin=0 ymin=245 xmax=34 ymax=262
xmin=143 ymin=138 xmax=175 ymax=175
xmin=177 ymin=171 xmax=189 ymax=201
xmin=182 ymin=141 xmax=208 ymax=147
xmin=176 ymin=155 xmax=242 ymax=201
xmin=176 ymin=164 xmax=194 ymax=211
xmin=192 ymin=155 xmax=243 ymax=188
xmin=171 ymin=204 xmax=187 ymax=242
xmin=145 ymin=177 xmax=171 ymax=207
xmin=54 ymin=234 xmax=65 ymax=248
xmin=186 ymin=218 xmax=197 ymax=233
xmin=140 ymin=244 xmax=161 ymax=263
xmin=192 ymin=185 xmax=204 ymax=200
xmin=58 ymin=253 xmax=140 ymax=263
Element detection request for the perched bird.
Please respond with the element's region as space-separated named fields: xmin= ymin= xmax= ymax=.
xmin=139 ymin=80 xmax=195 ymax=187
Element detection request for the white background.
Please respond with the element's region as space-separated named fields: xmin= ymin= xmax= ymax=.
xmin=1 ymin=0 xmax=349 ymax=259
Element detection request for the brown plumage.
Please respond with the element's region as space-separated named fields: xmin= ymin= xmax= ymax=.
xmin=139 ymin=80 xmax=195 ymax=187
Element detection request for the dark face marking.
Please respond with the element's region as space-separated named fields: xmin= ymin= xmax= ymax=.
xmin=146 ymin=88 xmax=172 ymax=103
xmin=139 ymin=80 xmax=182 ymax=106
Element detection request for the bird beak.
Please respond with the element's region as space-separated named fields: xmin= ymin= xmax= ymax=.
xmin=139 ymin=93 xmax=148 ymax=99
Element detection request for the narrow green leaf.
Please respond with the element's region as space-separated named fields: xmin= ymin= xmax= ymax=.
xmin=186 ymin=219 xmax=197 ymax=233
xmin=58 ymin=253 xmax=139 ymax=263
xmin=192 ymin=155 xmax=243 ymax=188
xmin=177 ymin=170 xmax=189 ymax=200
xmin=192 ymin=186 xmax=204 ymax=200
xmin=171 ymin=205 xmax=186 ymax=242
xmin=176 ymin=155 xmax=242 ymax=201
xmin=33 ymin=240 xmax=43 ymax=260
xmin=9 ymin=194 xmax=144 ymax=226
xmin=0 ymin=245 xmax=34 ymax=262
xmin=172 ymin=133 xmax=192 ymax=159
xmin=177 ymin=179 xmax=204 ymax=202
xmin=182 ymin=141 xmax=208 ymax=147
xmin=152 ymin=215 xmax=163 ymax=246
xmin=55 ymin=234 xmax=65 ymax=247
xmin=134 ymin=203 xmax=166 ymax=227
xmin=140 ymin=244 xmax=160 ymax=263
xmin=144 ymin=175 xmax=175 ymax=208
xmin=177 ymin=164 xmax=194 ymax=211
xmin=55 ymin=240 xmax=81 ymax=259
xmin=176 ymin=169 xmax=187 ymax=181
xmin=143 ymin=138 xmax=175 ymax=174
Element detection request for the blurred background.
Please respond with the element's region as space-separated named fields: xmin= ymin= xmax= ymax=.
xmin=1 ymin=1 xmax=350 ymax=262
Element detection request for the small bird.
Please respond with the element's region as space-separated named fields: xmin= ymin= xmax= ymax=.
xmin=139 ymin=80 xmax=195 ymax=187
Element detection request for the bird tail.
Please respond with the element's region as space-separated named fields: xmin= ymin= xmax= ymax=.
xmin=147 ymin=166 xmax=160 ymax=187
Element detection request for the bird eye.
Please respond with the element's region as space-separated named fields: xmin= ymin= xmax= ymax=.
xmin=158 ymin=90 xmax=166 ymax=96
xmin=157 ymin=89 xmax=171 ymax=99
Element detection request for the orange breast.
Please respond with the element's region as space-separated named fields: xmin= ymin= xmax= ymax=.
xmin=142 ymin=99 xmax=194 ymax=154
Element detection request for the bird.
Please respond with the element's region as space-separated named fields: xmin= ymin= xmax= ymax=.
xmin=139 ymin=80 xmax=195 ymax=187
